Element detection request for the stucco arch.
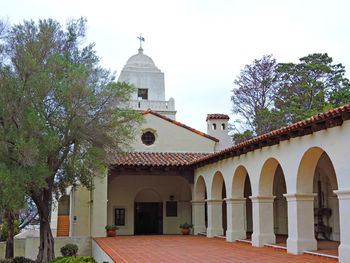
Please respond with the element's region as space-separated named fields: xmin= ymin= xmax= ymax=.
xmin=316 ymin=153 xmax=338 ymax=191
xmin=259 ymin=158 xmax=285 ymax=196
xmin=194 ymin=175 xmax=207 ymax=201
xmin=297 ymin=147 xmax=338 ymax=193
xmin=232 ymin=165 xmax=250 ymax=198
xmin=210 ymin=171 xmax=226 ymax=200
xmin=134 ymin=188 xmax=162 ymax=202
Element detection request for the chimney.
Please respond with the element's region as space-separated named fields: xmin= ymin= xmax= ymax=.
xmin=206 ymin=114 xmax=232 ymax=151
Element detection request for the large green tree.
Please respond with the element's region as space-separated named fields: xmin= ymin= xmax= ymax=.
xmin=0 ymin=18 xmax=142 ymax=262
xmin=231 ymin=53 xmax=350 ymax=144
xmin=275 ymin=53 xmax=350 ymax=124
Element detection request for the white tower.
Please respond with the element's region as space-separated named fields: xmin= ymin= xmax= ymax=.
xmin=118 ymin=47 xmax=176 ymax=119
xmin=206 ymin=114 xmax=232 ymax=151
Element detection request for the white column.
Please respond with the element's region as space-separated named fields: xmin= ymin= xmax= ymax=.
xmin=250 ymin=196 xmax=276 ymax=247
xmin=328 ymin=194 xmax=340 ymax=241
xmin=191 ymin=200 xmax=206 ymax=234
xmin=91 ymin=175 xmax=108 ymax=237
xmin=225 ymin=198 xmax=246 ymax=242
xmin=284 ymin=193 xmax=317 ymax=254
xmin=206 ymin=199 xmax=223 ymax=237
xmin=334 ymin=190 xmax=350 ymax=263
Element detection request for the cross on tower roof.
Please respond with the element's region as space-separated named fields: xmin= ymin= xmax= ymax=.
xmin=137 ymin=34 xmax=145 ymax=49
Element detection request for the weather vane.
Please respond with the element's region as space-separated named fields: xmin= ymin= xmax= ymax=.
xmin=137 ymin=34 xmax=145 ymax=49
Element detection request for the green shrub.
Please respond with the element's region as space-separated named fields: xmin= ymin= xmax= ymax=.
xmin=12 ymin=257 xmax=35 ymax=263
xmin=179 ymin=222 xmax=193 ymax=229
xmin=0 ymin=258 xmax=34 ymax=263
xmin=48 ymin=256 xmax=97 ymax=263
xmin=105 ymin=225 xmax=119 ymax=231
xmin=60 ymin=244 xmax=79 ymax=257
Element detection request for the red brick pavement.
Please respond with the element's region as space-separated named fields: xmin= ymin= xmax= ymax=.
xmin=94 ymin=235 xmax=338 ymax=263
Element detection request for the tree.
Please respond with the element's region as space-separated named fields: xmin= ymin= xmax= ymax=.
xmin=0 ymin=18 xmax=142 ymax=262
xmin=275 ymin=53 xmax=350 ymax=124
xmin=0 ymin=165 xmax=26 ymax=258
xmin=231 ymin=55 xmax=279 ymax=137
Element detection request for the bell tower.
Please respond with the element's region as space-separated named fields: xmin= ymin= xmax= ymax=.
xmin=206 ymin=114 xmax=232 ymax=151
xmin=118 ymin=37 xmax=176 ymax=119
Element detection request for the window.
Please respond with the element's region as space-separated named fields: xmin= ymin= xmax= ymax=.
xmin=221 ymin=123 xmax=225 ymax=130
xmin=141 ymin=131 xmax=155 ymax=145
xmin=138 ymin=89 xmax=148 ymax=100
xmin=115 ymin=208 xmax=125 ymax=226
xmin=166 ymin=201 xmax=177 ymax=217
xmin=212 ymin=123 xmax=216 ymax=130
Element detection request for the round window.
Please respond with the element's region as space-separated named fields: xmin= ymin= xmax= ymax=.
xmin=141 ymin=131 xmax=155 ymax=146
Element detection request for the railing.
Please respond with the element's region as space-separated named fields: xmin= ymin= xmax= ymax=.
xmin=128 ymin=99 xmax=175 ymax=111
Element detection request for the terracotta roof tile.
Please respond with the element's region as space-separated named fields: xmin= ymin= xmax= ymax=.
xmin=109 ymin=152 xmax=210 ymax=167
xmin=191 ymin=104 xmax=350 ymax=166
xmin=111 ymin=105 xmax=350 ymax=169
xmin=143 ymin=111 xmax=219 ymax=142
xmin=206 ymin=114 xmax=230 ymax=121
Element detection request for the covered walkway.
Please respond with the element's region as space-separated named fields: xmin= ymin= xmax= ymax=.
xmin=94 ymin=235 xmax=336 ymax=263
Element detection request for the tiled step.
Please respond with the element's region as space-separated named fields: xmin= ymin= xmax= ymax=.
xmin=304 ymin=250 xmax=338 ymax=260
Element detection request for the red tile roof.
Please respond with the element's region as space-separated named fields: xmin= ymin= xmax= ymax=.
xmin=110 ymin=105 xmax=350 ymax=169
xmin=143 ymin=111 xmax=219 ymax=142
xmin=206 ymin=114 xmax=230 ymax=121
xmin=191 ymin=104 xmax=350 ymax=167
xmin=109 ymin=152 xmax=210 ymax=167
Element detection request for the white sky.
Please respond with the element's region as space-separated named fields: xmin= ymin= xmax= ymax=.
xmin=2 ymin=0 xmax=350 ymax=132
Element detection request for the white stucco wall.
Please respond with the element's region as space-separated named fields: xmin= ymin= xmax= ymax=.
xmin=131 ymin=113 xmax=216 ymax=152
xmin=194 ymin=120 xmax=350 ymax=198
xmin=119 ymin=71 xmax=165 ymax=101
xmin=192 ymin=119 xmax=350 ymax=258
xmin=70 ymin=186 xmax=91 ymax=237
xmin=92 ymin=240 xmax=114 ymax=263
xmin=107 ymin=174 xmax=192 ymax=235
xmin=0 ymin=237 xmax=91 ymax=260
xmin=207 ymin=118 xmax=232 ymax=151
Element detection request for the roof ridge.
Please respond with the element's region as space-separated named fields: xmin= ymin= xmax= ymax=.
xmin=143 ymin=110 xmax=219 ymax=142
xmin=109 ymin=151 xmax=210 ymax=168
xmin=190 ymin=104 xmax=350 ymax=166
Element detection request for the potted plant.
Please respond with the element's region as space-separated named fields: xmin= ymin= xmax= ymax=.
xmin=105 ymin=225 xmax=119 ymax=237
xmin=179 ymin=222 xmax=193 ymax=235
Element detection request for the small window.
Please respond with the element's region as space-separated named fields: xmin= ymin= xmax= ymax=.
xmin=115 ymin=208 xmax=125 ymax=226
xmin=212 ymin=123 xmax=216 ymax=130
xmin=141 ymin=131 xmax=155 ymax=145
xmin=138 ymin=89 xmax=148 ymax=100
xmin=166 ymin=201 xmax=177 ymax=217
xmin=221 ymin=124 xmax=225 ymax=130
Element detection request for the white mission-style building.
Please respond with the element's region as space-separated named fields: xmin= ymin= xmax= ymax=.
xmin=50 ymin=47 xmax=350 ymax=263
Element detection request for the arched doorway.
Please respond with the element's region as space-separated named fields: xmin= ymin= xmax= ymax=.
xmin=229 ymin=165 xmax=252 ymax=241
xmin=313 ymin=152 xmax=339 ymax=242
xmin=222 ymin=181 xmax=227 ymax=235
xmin=258 ymin=158 xmax=288 ymax=245
xmin=134 ymin=189 xmax=163 ymax=235
xmin=289 ymin=147 xmax=340 ymax=254
xmin=193 ymin=176 xmax=207 ymax=234
xmin=273 ymin=165 xmax=288 ymax=241
xmin=244 ymin=175 xmax=252 ymax=237
xmin=210 ymin=171 xmax=226 ymax=236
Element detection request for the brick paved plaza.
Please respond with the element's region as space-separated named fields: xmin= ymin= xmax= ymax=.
xmin=94 ymin=235 xmax=337 ymax=263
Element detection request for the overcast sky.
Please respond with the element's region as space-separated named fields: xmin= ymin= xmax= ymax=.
xmin=2 ymin=0 xmax=350 ymax=132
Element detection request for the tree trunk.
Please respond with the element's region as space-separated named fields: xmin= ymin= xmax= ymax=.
xmin=4 ymin=210 xmax=15 ymax=258
xmin=32 ymin=186 xmax=55 ymax=263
